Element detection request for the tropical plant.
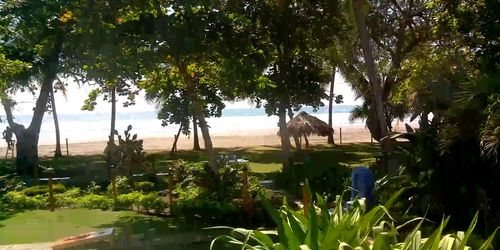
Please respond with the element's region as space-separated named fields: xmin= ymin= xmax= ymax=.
xmin=210 ymin=183 xmax=498 ymax=250
xmin=116 ymin=125 xmax=145 ymax=177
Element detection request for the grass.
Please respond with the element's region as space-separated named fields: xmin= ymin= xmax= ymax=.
xmin=0 ymin=143 xmax=379 ymax=247
xmin=0 ymin=209 xmax=131 ymax=244
xmin=0 ymin=208 xmax=225 ymax=249
xmin=1 ymin=143 xmax=379 ymax=186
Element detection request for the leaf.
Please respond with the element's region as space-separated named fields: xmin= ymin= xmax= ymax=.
xmin=405 ymin=123 xmax=415 ymax=133
xmin=478 ymin=227 xmax=499 ymax=250
xmin=420 ymin=216 xmax=449 ymax=250
xmin=458 ymin=212 xmax=478 ymax=250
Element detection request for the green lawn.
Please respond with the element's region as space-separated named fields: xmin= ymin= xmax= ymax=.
xmin=0 ymin=209 xmax=131 ymax=244
xmin=8 ymin=143 xmax=378 ymax=184
xmin=0 ymin=209 xmax=225 ymax=249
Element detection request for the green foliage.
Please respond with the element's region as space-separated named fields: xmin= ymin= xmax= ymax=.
xmin=80 ymin=89 xmax=101 ymax=111
xmin=0 ymin=176 xmax=26 ymax=194
xmin=172 ymin=195 xmax=240 ymax=221
xmin=134 ymin=181 xmax=155 ymax=193
xmin=116 ymin=125 xmax=146 ymax=177
xmin=139 ymin=193 xmax=166 ymax=214
xmin=54 ymin=188 xmax=81 ymax=208
xmin=22 ymin=184 xmax=65 ymax=196
xmin=274 ymin=159 xmax=350 ymax=198
xmin=169 ymin=161 xmax=259 ymax=220
xmin=2 ymin=191 xmax=46 ymax=210
xmin=107 ymin=176 xmax=133 ymax=195
xmin=115 ymin=191 xmax=143 ymax=211
xmin=78 ymin=194 xmax=112 ymax=210
xmin=211 ymin=185 xmax=498 ymax=250
xmin=84 ymin=181 xmax=101 ymax=194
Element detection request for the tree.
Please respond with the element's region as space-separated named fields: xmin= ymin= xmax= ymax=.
xmin=49 ymin=83 xmax=62 ymax=157
xmin=70 ymin=1 xmax=141 ymax=148
xmin=352 ymin=0 xmax=398 ymax=173
xmin=128 ymin=1 xmax=267 ymax=174
xmin=192 ymin=116 xmax=201 ymax=151
xmin=341 ymin=0 xmax=433 ymax=140
xmin=232 ymin=0 xmax=347 ymax=167
xmin=142 ymin=81 xmax=224 ymax=155
xmin=0 ymin=0 xmax=74 ymax=175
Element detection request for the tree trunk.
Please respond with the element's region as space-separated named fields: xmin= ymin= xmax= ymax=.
xmin=353 ymin=0 xmax=396 ymax=174
xmin=287 ymin=107 xmax=301 ymax=150
xmin=192 ymin=116 xmax=201 ymax=151
xmin=180 ymin=64 xmax=219 ymax=175
xmin=170 ymin=124 xmax=183 ymax=155
xmin=327 ymin=68 xmax=336 ymax=144
xmin=14 ymin=128 xmax=39 ymax=176
xmin=0 ymin=33 xmax=62 ymax=177
xmin=109 ymin=87 xmax=117 ymax=143
xmin=278 ymin=103 xmax=292 ymax=168
xmin=50 ymin=87 xmax=63 ymax=158
xmin=304 ymin=134 xmax=309 ymax=148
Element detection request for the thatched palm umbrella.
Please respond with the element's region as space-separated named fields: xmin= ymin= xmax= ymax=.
xmin=280 ymin=111 xmax=333 ymax=149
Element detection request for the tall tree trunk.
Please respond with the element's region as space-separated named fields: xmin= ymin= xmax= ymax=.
xmin=2 ymin=74 xmax=53 ymax=176
xmin=304 ymin=134 xmax=309 ymax=148
xmin=0 ymin=33 xmax=62 ymax=176
xmin=109 ymin=87 xmax=117 ymax=144
xmin=50 ymin=87 xmax=62 ymax=158
xmin=170 ymin=124 xmax=183 ymax=155
xmin=327 ymin=68 xmax=336 ymax=144
xmin=192 ymin=116 xmax=201 ymax=151
xmin=287 ymin=107 xmax=301 ymax=150
xmin=278 ymin=102 xmax=292 ymax=168
xmin=180 ymin=64 xmax=219 ymax=175
xmin=353 ymin=0 xmax=396 ymax=174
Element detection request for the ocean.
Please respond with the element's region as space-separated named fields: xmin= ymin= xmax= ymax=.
xmin=1 ymin=105 xmax=361 ymax=145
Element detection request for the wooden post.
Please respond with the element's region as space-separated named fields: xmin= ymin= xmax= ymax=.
xmin=339 ymin=127 xmax=343 ymax=144
xmin=110 ymin=165 xmax=117 ymax=203
xmin=168 ymin=174 xmax=174 ymax=206
xmin=65 ymin=138 xmax=69 ymax=156
xmin=47 ymin=168 xmax=55 ymax=212
xmin=301 ymin=182 xmax=309 ymax=216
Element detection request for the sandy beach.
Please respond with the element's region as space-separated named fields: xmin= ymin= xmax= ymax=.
xmin=0 ymin=123 xmax=400 ymax=158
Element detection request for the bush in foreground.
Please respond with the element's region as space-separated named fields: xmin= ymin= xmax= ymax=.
xmin=211 ymin=185 xmax=498 ymax=250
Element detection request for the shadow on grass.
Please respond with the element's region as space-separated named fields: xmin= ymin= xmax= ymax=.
xmin=31 ymin=142 xmax=379 ymax=186
xmin=95 ymin=214 xmax=229 ymax=249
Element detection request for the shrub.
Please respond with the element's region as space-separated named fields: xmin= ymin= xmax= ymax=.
xmin=173 ymin=184 xmax=240 ymax=221
xmin=273 ymin=160 xmax=350 ymax=197
xmin=22 ymin=184 xmax=65 ymax=196
xmin=211 ymin=184 xmax=498 ymax=250
xmin=0 ymin=176 xmax=26 ymax=194
xmin=84 ymin=181 xmax=101 ymax=194
xmin=78 ymin=194 xmax=112 ymax=210
xmin=107 ymin=176 xmax=132 ymax=194
xmin=115 ymin=191 xmax=143 ymax=210
xmin=139 ymin=193 xmax=166 ymax=214
xmin=2 ymin=191 xmax=46 ymax=210
xmin=116 ymin=125 xmax=145 ymax=177
xmin=134 ymin=181 xmax=155 ymax=192
xmin=172 ymin=196 xmax=240 ymax=221
xmin=55 ymin=188 xmax=81 ymax=208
